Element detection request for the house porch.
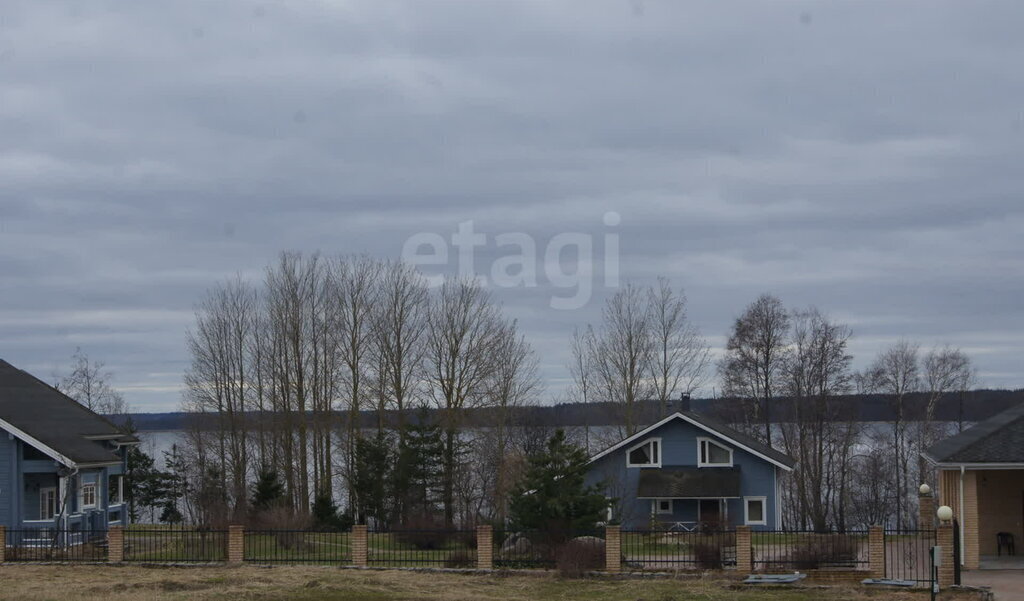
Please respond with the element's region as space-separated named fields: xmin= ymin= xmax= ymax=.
xmin=940 ymin=468 xmax=1024 ymax=570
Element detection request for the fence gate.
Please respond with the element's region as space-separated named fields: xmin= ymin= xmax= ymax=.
xmin=884 ymin=529 xmax=936 ymax=585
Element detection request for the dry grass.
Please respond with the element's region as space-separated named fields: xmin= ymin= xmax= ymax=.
xmin=0 ymin=565 xmax=943 ymax=601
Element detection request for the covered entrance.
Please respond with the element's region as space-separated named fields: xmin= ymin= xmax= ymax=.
xmin=638 ymin=467 xmax=739 ymax=530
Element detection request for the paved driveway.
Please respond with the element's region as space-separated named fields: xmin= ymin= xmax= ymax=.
xmin=963 ymin=570 xmax=1024 ymax=601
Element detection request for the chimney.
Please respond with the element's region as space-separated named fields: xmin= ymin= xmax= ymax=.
xmin=679 ymin=393 xmax=691 ymax=413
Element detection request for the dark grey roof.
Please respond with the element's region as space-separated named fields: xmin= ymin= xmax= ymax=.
xmin=925 ymin=402 xmax=1024 ymax=464
xmin=0 ymin=360 xmax=136 ymax=466
xmin=678 ymin=410 xmax=797 ymax=469
xmin=637 ymin=467 xmax=742 ymax=498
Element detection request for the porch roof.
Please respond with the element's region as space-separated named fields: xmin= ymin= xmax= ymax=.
xmin=925 ymin=402 xmax=1024 ymax=465
xmin=636 ymin=466 xmax=741 ymax=499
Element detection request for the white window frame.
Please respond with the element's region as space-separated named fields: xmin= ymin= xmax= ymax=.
xmin=40 ymin=486 xmax=57 ymax=520
xmin=744 ymin=496 xmax=767 ymax=526
xmin=653 ymin=499 xmax=674 ymax=515
xmin=697 ymin=437 xmax=733 ymax=467
xmin=626 ymin=438 xmax=662 ymax=468
xmin=80 ymin=482 xmax=97 ymax=510
xmin=108 ymin=474 xmax=124 ymax=506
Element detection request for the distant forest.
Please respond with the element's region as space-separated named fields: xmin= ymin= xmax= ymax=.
xmin=124 ymin=388 xmax=1024 ymax=432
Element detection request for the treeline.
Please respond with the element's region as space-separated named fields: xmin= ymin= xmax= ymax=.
xmin=177 ymin=252 xmax=541 ymax=529
xmin=126 ymin=389 xmax=1023 ymax=432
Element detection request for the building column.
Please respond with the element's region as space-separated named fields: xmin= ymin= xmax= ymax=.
xmin=868 ymin=525 xmax=884 ymax=578
xmin=604 ymin=525 xmax=621 ymax=573
xmin=353 ymin=525 xmax=368 ymax=567
xmin=963 ymin=471 xmax=979 ymax=570
xmin=0 ymin=525 xmax=6 ymax=563
xmin=735 ymin=525 xmax=752 ymax=573
xmin=227 ymin=525 xmax=245 ymax=564
xmin=108 ymin=525 xmax=124 ymax=563
xmin=476 ymin=525 xmax=493 ymax=570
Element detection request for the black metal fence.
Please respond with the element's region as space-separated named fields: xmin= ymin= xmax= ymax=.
xmin=4 ymin=528 xmax=108 ymax=562
xmin=124 ymin=528 xmax=228 ymax=562
xmin=884 ymin=529 xmax=936 ymax=584
xmin=367 ymin=529 xmax=477 ymax=568
xmin=621 ymin=529 xmax=737 ymax=571
xmin=752 ymin=530 xmax=870 ymax=571
xmin=245 ymin=530 xmax=352 ymax=564
xmin=493 ymin=530 xmax=604 ymax=569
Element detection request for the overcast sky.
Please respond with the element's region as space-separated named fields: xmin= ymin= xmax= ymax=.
xmin=2 ymin=1 xmax=1022 ymax=412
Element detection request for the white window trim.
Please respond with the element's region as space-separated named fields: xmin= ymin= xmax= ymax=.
xmin=80 ymin=482 xmax=98 ymax=510
xmin=744 ymin=496 xmax=767 ymax=526
xmin=697 ymin=437 xmax=733 ymax=468
xmin=626 ymin=437 xmax=662 ymax=468
xmin=109 ymin=474 xmax=124 ymax=506
xmin=653 ymin=499 xmax=674 ymax=515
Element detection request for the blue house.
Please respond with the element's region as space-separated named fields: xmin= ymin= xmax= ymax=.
xmin=0 ymin=360 xmax=137 ymax=543
xmin=585 ymin=410 xmax=795 ymax=530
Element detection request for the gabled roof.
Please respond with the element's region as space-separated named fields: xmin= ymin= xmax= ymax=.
xmin=588 ymin=411 xmax=796 ymax=471
xmin=0 ymin=360 xmax=137 ymax=467
xmin=924 ymin=402 xmax=1024 ymax=465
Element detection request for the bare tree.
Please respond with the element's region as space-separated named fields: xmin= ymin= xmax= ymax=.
xmin=777 ymin=308 xmax=855 ymax=531
xmin=567 ymin=327 xmax=595 ymax=453
xmin=372 ymin=259 xmax=430 ymax=431
xmin=864 ymin=340 xmax=920 ymax=529
xmin=719 ymin=293 xmax=791 ymax=443
xmin=183 ymin=277 xmax=258 ymax=516
xmin=56 ymin=348 xmax=130 ymax=416
xmin=589 ymin=283 xmax=654 ymax=437
xmin=647 ymin=278 xmax=711 ymax=416
xmin=425 ymin=279 xmax=504 ymax=526
xmin=484 ymin=319 xmax=541 ymax=523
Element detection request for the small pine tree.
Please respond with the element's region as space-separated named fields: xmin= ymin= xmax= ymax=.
xmin=509 ymin=429 xmax=608 ymax=543
xmin=352 ymin=432 xmax=392 ymax=525
xmin=391 ymin=409 xmax=444 ymax=523
xmin=311 ymin=491 xmax=352 ymax=531
xmin=250 ymin=470 xmax=285 ymax=511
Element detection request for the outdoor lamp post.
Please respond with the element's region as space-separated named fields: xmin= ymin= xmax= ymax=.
xmin=919 ymin=484 xmax=931 ymax=495
xmin=937 ymin=505 xmax=953 ymax=522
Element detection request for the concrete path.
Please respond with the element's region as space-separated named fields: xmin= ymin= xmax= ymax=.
xmin=963 ymin=570 xmax=1024 ymax=601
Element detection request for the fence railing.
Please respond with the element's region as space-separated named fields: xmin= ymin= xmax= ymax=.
xmin=4 ymin=528 xmax=108 ymax=562
xmin=884 ymin=529 xmax=936 ymax=584
xmin=245 ymin=530 xmax=352 ymax=565
xmin=368 ymin=529 xmax=477 ymax=568
xmin=0 ymin=522 xmax=956 ymax=588
xmin=752 ymin=530 xmax=870 ymax=571
xmin=124 ymin=527 xmax=228 ymax=562
xmin=621 ymin=529 xmax=737 ymax=571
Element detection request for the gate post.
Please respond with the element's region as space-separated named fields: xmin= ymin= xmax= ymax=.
xmin=919 ymin=492 xmax=935 ymax=530
xmin=735 ymin=526 xmax=752 ymax=573
xmin=227 ymin=525 xmax=245 ymax=564
xmin=108 ymin=525 xmax=125 ymax=563
xmin=476 ymin=525 xmax=493 ymax=570
xmin=0 ymin=525 xmax=6 ymax=563
xmin=604 ymin=525 xmax=621 ymax=573
xmin=936 ymin=522 xmax=955 ymax=588
xmin=353 ymin=525 xmax=368 ymax=567
xmin=868 ymin=525 xmax=885 ymax=578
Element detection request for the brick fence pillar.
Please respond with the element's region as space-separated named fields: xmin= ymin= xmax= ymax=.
xmin=476 ymin=525 xmax=493 ymax=570
xmin=227 ymin=525 xmax=245 ymax=564
xmin=868 ymin=525 xmax=884 ymax=578
xmin=108 ymin=525 xmax=124 ymax=563
xmin=0 ymin=525 xmax=6 ymax=563
xmin=735 ymin=525 xmax=752 ymax=574
xmin=604 ymin=525 xmax=621 ymax=573
xmin=353 ymin=524 xmax=368 ymax=567
xmin=919 ymin=493 xmax=935 ymax=530
xmin=937 ymin=522 xmax=955 ymax=588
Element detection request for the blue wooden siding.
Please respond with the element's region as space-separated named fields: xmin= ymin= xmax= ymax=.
xmin=585 ymin=417 xmax=782 ymax=530
xmin=0 ymin=434 xmax=13 ymax=527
